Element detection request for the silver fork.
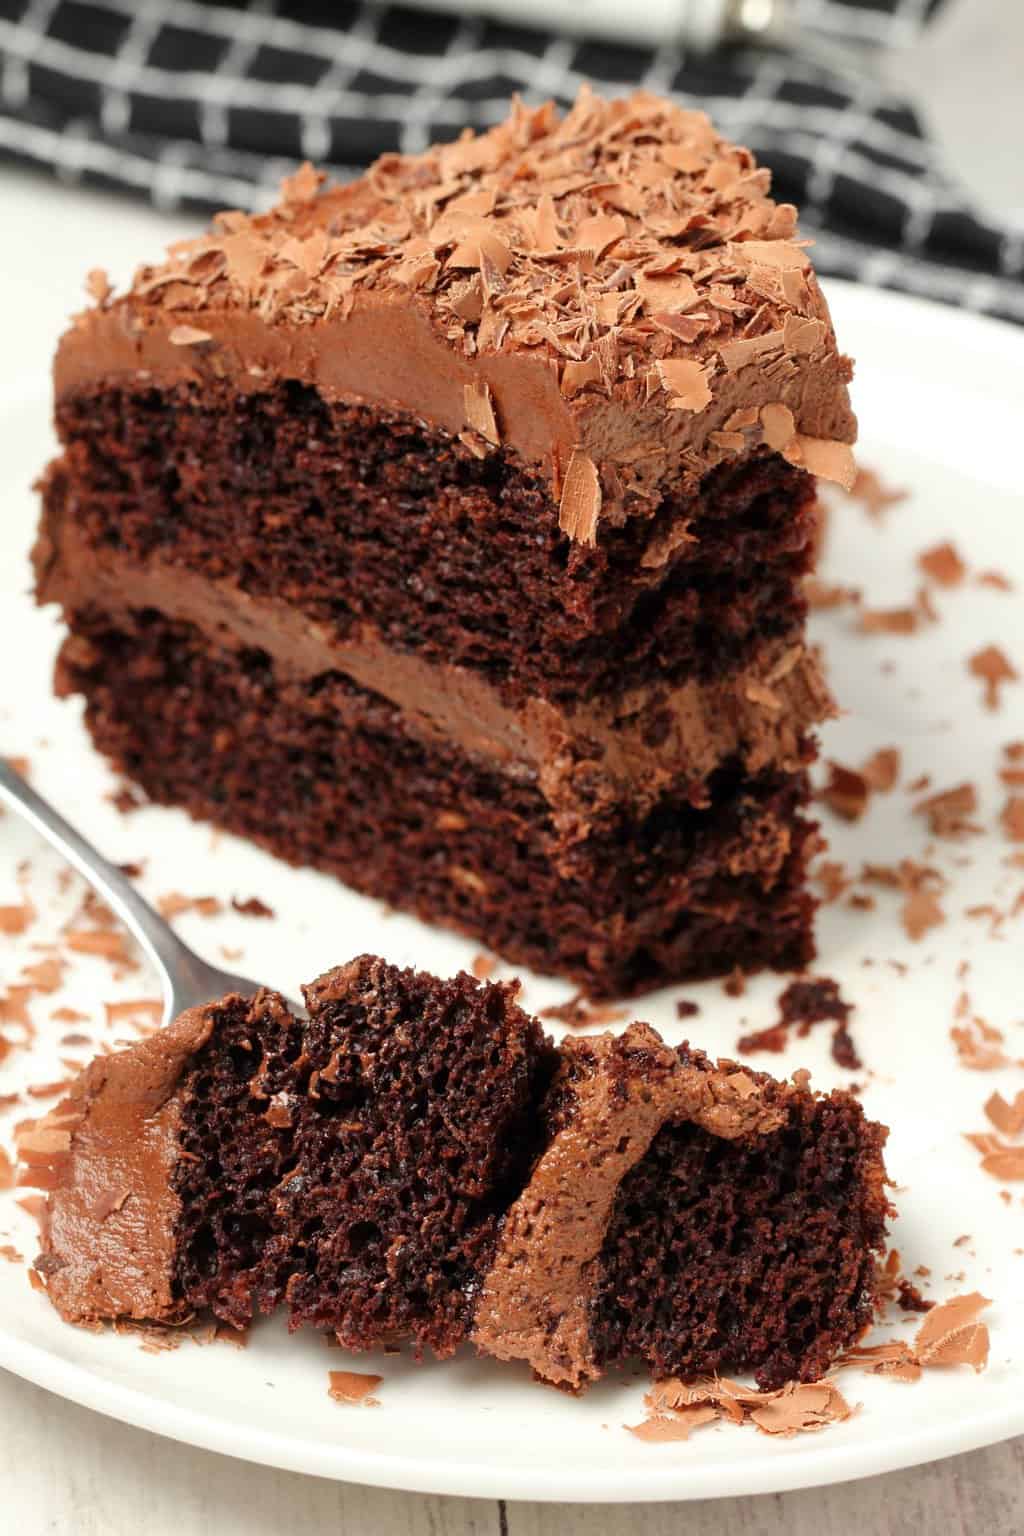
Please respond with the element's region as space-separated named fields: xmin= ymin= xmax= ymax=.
xmin=0 ymin=759 xmax=303 ymax=1026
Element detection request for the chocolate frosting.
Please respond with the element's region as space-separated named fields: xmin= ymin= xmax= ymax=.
xmin=18 ymin=1006 xmax=214 ymax=1325
xmin=35 ymin=511 xmax=833 ymax=812
xmin=470 ymin=1023 xmax=786 ymax=1389
xmin=54 ymin=89 xmax=856 ymax=539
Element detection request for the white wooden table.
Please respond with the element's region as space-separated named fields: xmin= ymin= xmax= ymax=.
xmin=4 ymin=166 xmax=1022 ymax=1536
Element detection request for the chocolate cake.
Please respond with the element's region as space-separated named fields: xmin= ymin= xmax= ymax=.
xmin=22 ymin=958 xmax=891 ymax=1391
xmin=34 ymin=88 xmax=856 ymax=995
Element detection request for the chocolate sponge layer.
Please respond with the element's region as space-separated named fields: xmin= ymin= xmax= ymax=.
xmin=53 ymin=604 xmax=819 ymax=996
xmin=50 ymin=382 xmax=818 ymax=708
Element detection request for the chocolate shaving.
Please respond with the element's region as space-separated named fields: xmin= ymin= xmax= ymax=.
xmin=860 ymin=748 xmax=900 ymax=793
xmin=85 ymin=268 xmax=112 ymax=305
xmin=846 ymin=467 xmax=907 ymax=521
xmin=820 ymin=762 xmax=869 ymax=822
xmin=951 ymin=1012 xmax=1010 ymax=1072
xmin=969 ymin=646 xmax=1018 ymax=711
xmin=559 ymin=450 xmax=601 ymax=546
xmin=1001 ymin=797 xmax=1024 ymax=843
xmin=657 ymin=358 xmax=712 ymax=412
xmin=231 ymin=895 xmax=274 ymax=918
xmin=463 ymin=380 xmax=500 ymax=445
xmin=629 ymin=1374 xmax=854 ymax=1444
xmin=327 ymin=1369 xmax=382 ymax=1405
xmin=65 ymin=930 xmax=136 ymax=968
xmin=918 ymin=541 xmax=965 ymax=586
xmin=914 ymin=783 xmax=978 ymax=840
xmin=167 ymin=325 xmax=212 ymax=346
xmin=157 ymin=892 xmax=224 ymax=920
xmin=964 ymin=1134 xmax=1024 ymax=1181
xmin=0 ymin=901 xmax=35 ymax=936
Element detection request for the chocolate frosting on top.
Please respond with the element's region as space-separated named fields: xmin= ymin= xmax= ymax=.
xmin=18 ymin=1005 xmax=215 ymax=1325
xmin=55 ymin=88 xmax=856 ymax=538
xmin=470 ymin=1023 xmax=787 ymax=1390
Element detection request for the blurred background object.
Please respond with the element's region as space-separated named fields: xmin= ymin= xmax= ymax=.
xmin=0 ymin=0 xmax=1021 ymax=322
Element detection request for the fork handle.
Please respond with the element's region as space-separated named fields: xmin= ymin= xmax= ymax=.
xmin=0 ymin=758 xmax=177 ymax=998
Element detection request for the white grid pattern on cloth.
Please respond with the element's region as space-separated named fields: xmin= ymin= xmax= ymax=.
xmin=0 ymin=12 xmax=949 ymax=171
xmin=99 ymin=1 xmax=164 ymax=139
xmin=299 ymin=5 xmax=392 ymax=165
xmin=0 ymin=107 xmax=342 ymax=205
xmin=398 ymin=15 xmax=484 ymax=156
xmin=197 ymin=0 xmax=276 ymax=150
xmin=0 ymin=0 xmax=1019 ymax=324
xmin=0 ymin=0 xmax=59 ymax=110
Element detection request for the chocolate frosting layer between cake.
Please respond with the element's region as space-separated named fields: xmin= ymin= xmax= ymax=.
xmin=470 ymin=1023 xmax=787 ymax=1389
xmin=35 ymin=512 xmax=833 ymax=813
xmin=54 ymin=89 xmax=856 ymax=539
xmin=18 ymin=1006 xmax=214 ymax=1325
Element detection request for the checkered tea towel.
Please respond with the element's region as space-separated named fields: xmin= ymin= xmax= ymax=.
xmin=1 ymin=0 xmax=1021 ymax=322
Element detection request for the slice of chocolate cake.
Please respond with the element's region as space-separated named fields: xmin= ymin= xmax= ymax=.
xmin=34 ymin=88 xmax=855 ymax=997
xmin=22 ymin=959 xmax=553 ymax=1348
xmin=22 ymin=959 xmax=890 ymax=1390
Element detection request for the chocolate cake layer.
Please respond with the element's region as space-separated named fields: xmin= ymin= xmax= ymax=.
xmin=36 ymin=479 xmax=833 ymax=817
xmin=49 ymin=383 xmax=819 ymax=705
xmin=268 ymin=960 xmax=555 ymax=1355
xmin=172 ymin=991 xmax=303 ymax=1329
xmin=590 ymin=1045 xmax=891 ymax=1389
xmin=54 ymin=605 xmax=818 ymax=995
xmin=24 ymin=966 xmax=891 ymax=1393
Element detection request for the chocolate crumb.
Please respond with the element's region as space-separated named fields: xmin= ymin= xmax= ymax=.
xmin=540 ymin=993 xmax=628 ymax=1029
xmin=675 ymin=999 xmax=700 ymax=1020
xmin=231 ymin=895 xmax=275 ymax=918
xmin=107 ymin=783 xmax=147 ymax=814
xmin=723 ymin=966 xmax=746 ymax=998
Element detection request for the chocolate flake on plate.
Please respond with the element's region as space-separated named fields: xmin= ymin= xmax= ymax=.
xmin=820 ymin=762 xmax=869 ymax=821
xmin=860 ymin=747 xmax=900 ymax=793
xmin=157 ymin=892 xmax=224 ymax=920
xmin=231 ymin=895 xmax=275 ymax=918
xmin=984 ymin=1091 xmax=1024 ymax=1138
xmin=846 ymin=467 xmax=907 ymax=521
xmin=917 ymin=542 xmax=966 ymax=586
xmin=968 ymin=646 xmax=1018 ymax=711
xmin=628 ymin=1374 xmax=854 ymax=1444
xmin=1001 ymin=797 xmax=1024 ymax=842
xmin=327 ymin=1369 xmax=382 ymax=1406
xmin=0 ymin=901 xmax=36 ymax=936
xmin=914 ymin=782 xmax=979 ymax=840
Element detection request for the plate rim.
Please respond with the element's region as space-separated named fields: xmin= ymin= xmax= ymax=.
xmin=2 ymin=1328 xmax=1022 ymax=1502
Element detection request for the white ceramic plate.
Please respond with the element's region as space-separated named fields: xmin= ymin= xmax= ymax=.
xmin=1 ymin=278 xmax=1022 ymax=1501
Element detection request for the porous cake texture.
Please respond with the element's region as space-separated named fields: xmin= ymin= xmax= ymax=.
xmin=22 ymin=958 xmax=891 ymax=1392
xmin=35 ymin=88 xmax=856 ymax=994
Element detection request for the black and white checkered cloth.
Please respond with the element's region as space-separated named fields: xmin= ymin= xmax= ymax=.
xmin=1 ymin=0 xmax=1022 ymax=323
